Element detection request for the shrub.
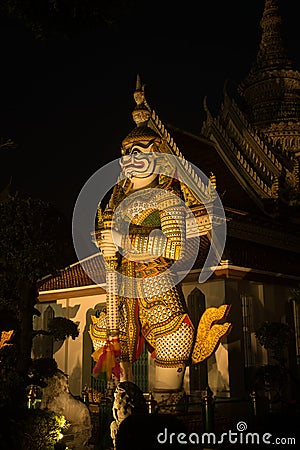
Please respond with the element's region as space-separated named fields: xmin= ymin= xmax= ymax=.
xmin=22 ymin=408 xmax=69 ymax=450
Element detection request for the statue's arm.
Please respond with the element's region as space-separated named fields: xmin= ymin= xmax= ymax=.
xmin=122 ymin=192 xmax=186 ymax=261
xmin=159 ymin=201 xmax=186 ymax=260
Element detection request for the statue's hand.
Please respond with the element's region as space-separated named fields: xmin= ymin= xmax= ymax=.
xmin=192 ymin=305 xmax=232 ymax=364
xmin=99 ymin=228 xmax=122 ymax=258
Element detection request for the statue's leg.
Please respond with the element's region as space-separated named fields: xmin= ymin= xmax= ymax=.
xmin=138 ymin=284 xmax=194 ymax=408
xmin=152 ymin=365 xmax=186 ymax=404
xmin=120 ymin=361 xmax=133 ymax=382
xmin=154 ymin=365 xmax=185 ymax=391
xmin=151 ymin=320 xmax=194 ymax=408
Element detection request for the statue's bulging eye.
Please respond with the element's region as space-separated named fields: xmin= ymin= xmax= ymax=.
xmin=131 ymin=148 xmax=141 ymax=156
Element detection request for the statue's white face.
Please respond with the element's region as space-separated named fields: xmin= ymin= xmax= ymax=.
xmin=120 ymin=141 xmax=158 ymax=189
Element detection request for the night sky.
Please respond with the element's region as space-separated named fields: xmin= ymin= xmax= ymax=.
xmin=1 ymin=1 xmax=300 ymax=246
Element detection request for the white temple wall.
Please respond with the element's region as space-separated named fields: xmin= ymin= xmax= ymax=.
xmin=34 ymin=293 xmax=106 ymax=396
xmin=35 ymin=277 xmax=296 ymax=398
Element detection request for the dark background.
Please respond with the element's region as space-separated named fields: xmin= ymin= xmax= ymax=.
xmin=0 ymin=1 xmax=299 ymax=241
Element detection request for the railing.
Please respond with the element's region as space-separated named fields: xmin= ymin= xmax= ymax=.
xmin=85 ymin=387 xmax=300 ymax=449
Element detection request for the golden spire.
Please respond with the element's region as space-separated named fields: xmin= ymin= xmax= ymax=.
xmin=121 ymin=75 xmax=160 ymax=150
xmin=132 ymin=74 xmax=151 ymax=127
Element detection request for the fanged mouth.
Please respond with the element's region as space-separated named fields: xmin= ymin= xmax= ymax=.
xmin=123 ymin=161 xmax=147 ymax=170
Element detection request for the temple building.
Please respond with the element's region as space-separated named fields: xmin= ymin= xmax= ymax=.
xmin=37 ymin=0 xmax=300 ymax=402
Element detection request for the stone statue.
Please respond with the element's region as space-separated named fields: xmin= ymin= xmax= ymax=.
xmin=40 ymin=369 xmax=92 ymax=449
xmin=89 ymin=76 xmax=232 ymax=409
xmin=110 ymin=381 xmax=148 ymax=449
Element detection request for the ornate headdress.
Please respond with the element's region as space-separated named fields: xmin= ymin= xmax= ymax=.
xmin=121 ymin=74 xmax=161 ymax=153
xmin=119 ymin=74 xmax=216 ymax=206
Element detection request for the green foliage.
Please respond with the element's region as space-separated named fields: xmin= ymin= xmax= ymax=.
xmin=255 ymin=321 xmax=293 ymax=352
xmin=0 ymin=195 xmax=67 ymax=285
xmin=289 ymin=285 xmax=300 ymax=302
xmin=0 ymin=137 xmax=17 ymax=151
xmin=29 ymin=357 xmax=58 ymax=386
xmin=22 ymin=408 xmax=69 ymax=450
xmin=0 ymin=332 xmax=25 ymax=409
xmin=0 ymin=193 xmax=76 ymax=431
xmin=47 ymin=317 xmax=79 ymax=341
xmin=0 ymin=307 xmax=19 ymax=330
xmin=0 ymin=0 xmax=138 ymax=39
xmin=254 ymin=364 xmax=287 ymax=390
xmin=0 ymin=365 xmax=25 ymax=409
xmin=31 ymin=357 xmax=58 ymax=377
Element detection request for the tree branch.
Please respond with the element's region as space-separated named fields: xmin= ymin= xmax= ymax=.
xmin=32 ymin=329 xmax=51 ymax=338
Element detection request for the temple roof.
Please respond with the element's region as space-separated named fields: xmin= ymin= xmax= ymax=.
xmin=39 ymin=229 xmax=300 ymax=295
xmin=39 ymin=124 xmax=300 ymax=295
xmin=201 ymin=0 xmax=300 ymax=213
xmin=38 ymin=3 xmax=300 ymax=297
xmin=39 ymin=254 xmax=105 ymax=292
xmin=168 ymin=126 xmax=262 ymax=215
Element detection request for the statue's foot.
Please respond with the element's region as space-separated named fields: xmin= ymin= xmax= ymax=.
xmin=152 ymin=388 xmax=186 ymax=413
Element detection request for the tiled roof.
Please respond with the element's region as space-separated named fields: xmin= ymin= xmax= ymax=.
xmin=39 ymin=254 xmax=106 ymax=291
